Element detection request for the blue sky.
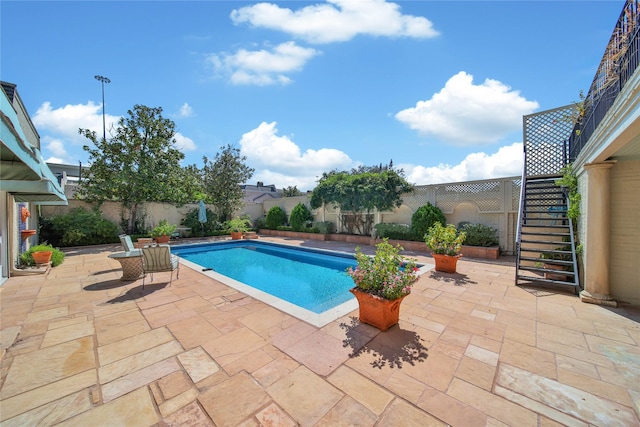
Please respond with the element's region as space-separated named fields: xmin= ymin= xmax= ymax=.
xmin=2 ymin=0 xmax=622 ymax=190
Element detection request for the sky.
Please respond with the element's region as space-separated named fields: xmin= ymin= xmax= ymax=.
xmin=1 ymin=0 xmax=623 ymax=191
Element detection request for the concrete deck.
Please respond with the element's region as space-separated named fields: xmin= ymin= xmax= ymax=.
xmin=1 ymin=237 xmax=639 ymax=426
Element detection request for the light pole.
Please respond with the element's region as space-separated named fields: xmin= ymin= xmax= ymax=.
xmin=94 ymin=75 xmax=110 ymax=141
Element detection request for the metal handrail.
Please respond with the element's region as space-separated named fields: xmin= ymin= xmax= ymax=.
xmin=565 ymin=190 xmax=581 ymax=290
xmin=515 ymin=146 xmax=527 ymax=282
xmin=570 ymin=0 xmax=640 ymax=161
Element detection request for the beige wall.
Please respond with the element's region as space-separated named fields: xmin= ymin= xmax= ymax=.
xmin=42 ymin=177 xmax=520 ymax=254
xmin=262 ymin=177 xmax=519 ymax=254
xmin=609 ymin=159 xmax=640 ymax=305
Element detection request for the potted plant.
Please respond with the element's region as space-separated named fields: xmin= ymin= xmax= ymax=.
xmin=20 ymin=243 xmax=65 ymax=267
xmin=151 ymin=220 xmax=176 ymax=244
xmin=540 ymin=245 xmax=573 ymax=281
xmin=424 ymin=223 xmax=466 ymax=273
xmin=226 ymin=217 xmax=251 ymax=240
xmin=346 ymin=239 xmax=418 ymax=331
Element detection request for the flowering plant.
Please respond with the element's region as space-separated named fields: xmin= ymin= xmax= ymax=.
xmin=347 ymin=239 xmax=418 ymax=300
xmin=424 ymin=223 xmax=466 ymax=256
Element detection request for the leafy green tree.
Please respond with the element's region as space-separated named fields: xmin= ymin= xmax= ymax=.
xmin=202 ymin=144 xmax=254 ymax=222
xmin=77 ymin=105 xmax=197 ymax=234
xmin=289 ymin=203 xmax=313 ymax=231
xmin=282 ymin=186 xmax=302 ymax=197
xmin=310 ymin=166 xmax=413 ymax=235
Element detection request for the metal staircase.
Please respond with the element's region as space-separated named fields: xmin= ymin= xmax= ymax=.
xmin=516 ymin=105 xmax=581 ymax=294
xmin=515 ymin=175 xmax=580 ymax=293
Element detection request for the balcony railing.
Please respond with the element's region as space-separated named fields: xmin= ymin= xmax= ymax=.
xmin=569 ymin=0 xmax=640 ymax=161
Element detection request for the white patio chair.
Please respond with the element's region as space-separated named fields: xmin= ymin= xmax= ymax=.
xmin=141 ymin=245 xmax=179 ymax=288
xmin=119 ymin=234 xmax=135 ymax=252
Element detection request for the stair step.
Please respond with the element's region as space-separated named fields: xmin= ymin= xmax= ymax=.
xmin=520 ymin=239 xmax=570 ymax=245
xmin=521 ymin=234 xmax=571 ymax=240
xmin=516 ymin=275 xmax=579 ymax=291
xmin=524 ymin=209 xmax=567 ymax=219
xmin=518 ymin=265 xmax=575 ymax=276
xmin=525 ymin=203 xmax=566 ymax=207
xmin=518 ymin=255 xmax=573 ymax=265
xmin=518 ymin=256 xmax=574 ymax=267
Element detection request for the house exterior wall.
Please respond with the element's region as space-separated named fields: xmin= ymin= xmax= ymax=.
xmin=609 ymin=159 xmax=640 ymax=305
xmin=573 ymin=68 xmax=640 ymax=306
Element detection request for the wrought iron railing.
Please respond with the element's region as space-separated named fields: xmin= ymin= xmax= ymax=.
xmin=569 ymin=0 xmax=640 ymax=161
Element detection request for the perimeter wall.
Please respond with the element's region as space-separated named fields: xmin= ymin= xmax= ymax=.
xmin=41 ymin=176 xmax=520 ymax=255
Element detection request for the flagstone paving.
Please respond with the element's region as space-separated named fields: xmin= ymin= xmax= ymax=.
xmin=1 ymin=237 xmax=639 ymax=426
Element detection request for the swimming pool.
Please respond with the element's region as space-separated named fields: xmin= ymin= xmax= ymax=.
xmin=175 ymin=240 xmax=428 ymax=327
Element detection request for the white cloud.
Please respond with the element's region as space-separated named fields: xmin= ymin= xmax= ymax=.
xmin=208 ymin=41 xmax=320 ymax=86
xmin=239 ymin=121 xmax=353 ymax=176
xmin=231 ymin=0 xmax=439 ymax=44
xmin=33 ymin=101 xmax=119 ymax=145
xmin=43 ymin=138 xmax=72 ymax=164
xmin=178 ymin=103 xmax=193 ymax=117
xmin=395 ymin=72 xmax=539 ymax=145
xmin=401 ymin=142 xmax=524 ymax=185
xmin=174 ymin=133 xmax=197 ymax=152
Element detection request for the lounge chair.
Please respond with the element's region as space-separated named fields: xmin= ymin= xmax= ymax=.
xmin=119 ymin=235 xmax=135 ymax=252
xmin=141 ymin=245 xmax=179 ymax=288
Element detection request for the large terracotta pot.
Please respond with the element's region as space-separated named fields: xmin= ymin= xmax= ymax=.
xmin=155 ymin=235 xmax=170 ymax=244
xmin=432 ymin=253 xmax=462 ymax=273
xmin=230 ymin=231 xmax=244 ymax=240
xmin=350 ymin=288 xmax=407 ymax=332
xmin=32 ymin=251 xmax=53 ymax=265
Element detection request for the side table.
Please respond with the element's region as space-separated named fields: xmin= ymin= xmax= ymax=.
xmin=108 ymin=250 xmax=144 ymax=281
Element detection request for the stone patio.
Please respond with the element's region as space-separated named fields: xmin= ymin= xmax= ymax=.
xmin=1 ymin=237 xmax=639 ymax=426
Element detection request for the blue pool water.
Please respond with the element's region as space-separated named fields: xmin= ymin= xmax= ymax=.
xmin=175 ymin=241 xmax=359 ymax=314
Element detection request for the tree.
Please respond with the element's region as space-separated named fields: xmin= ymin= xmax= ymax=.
xmin=310 ymin=165 xmax=413 ymax=235
xmin=202 ymin=144 xmax=254 ymax=222
xmin=77 ymin=105 xmax=196 ymax=234
xmin=282 ymin=185 xmax=302 ymax=197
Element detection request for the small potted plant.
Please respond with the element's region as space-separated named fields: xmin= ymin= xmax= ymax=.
xmin=151 ymin=220 xmax=176 ymax=244
xmin=347 ymin=239 xmax=419 ymax=331
xmin=226 ymin=217 xmax=251 ymax=240
xmin=20 ymin=243 xmax=65 ymax=267
xmin=424 ymin=223 xmax=466 ymax=273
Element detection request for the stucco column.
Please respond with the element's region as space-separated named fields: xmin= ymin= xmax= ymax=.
xmin=580 ymin=161 xmax=617 ymax=307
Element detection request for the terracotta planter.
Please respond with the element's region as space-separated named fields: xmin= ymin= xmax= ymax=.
xmin=544 ymin=263 xmax=569 ymax=281
xmin=230 ymin=231 xmax=244 ymax=240
xmin=155 ymin=235 xmax=170 ymax=244
xmin=432 ymin=253 xmax=462 ymax=273
xmin=20 ymin=229 xmax=36 ymax=240
xmin=32 ymin=251 xmax=53 ymax=265
xmin=350 ymin=288 xmax=407 ymax=331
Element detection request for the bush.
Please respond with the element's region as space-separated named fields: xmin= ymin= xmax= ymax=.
xmin=254 ymin=217 xmax=267 ymax=231
xmin=289 ymin=203 xmax=314 ymax=231
xmin=180 ymin=207 xmax=222 ymax=236
xmin=265 ymin=206 xmax=287 ymax=229
xmin=411 ymin=203 xmax=446 ymax=240
xmin=374 ymin=223 xmax=414 ymax=241
xmin=313 ymin=221 xmax=335 ymax=234
xmin=459 ymin=223 xmax=499 ymax=247
xmin=20 ymin=243 xmax=65 ymax=267
xmin=40 ymin=207 xmax=120 ymax=247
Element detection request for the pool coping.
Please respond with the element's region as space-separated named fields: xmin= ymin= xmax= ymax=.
xmin=176 ymin=240 xmax=433 ymax=328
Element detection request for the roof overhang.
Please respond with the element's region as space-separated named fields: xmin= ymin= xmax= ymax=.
xmin=1 ymin=89 xmax=68 ymax=205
